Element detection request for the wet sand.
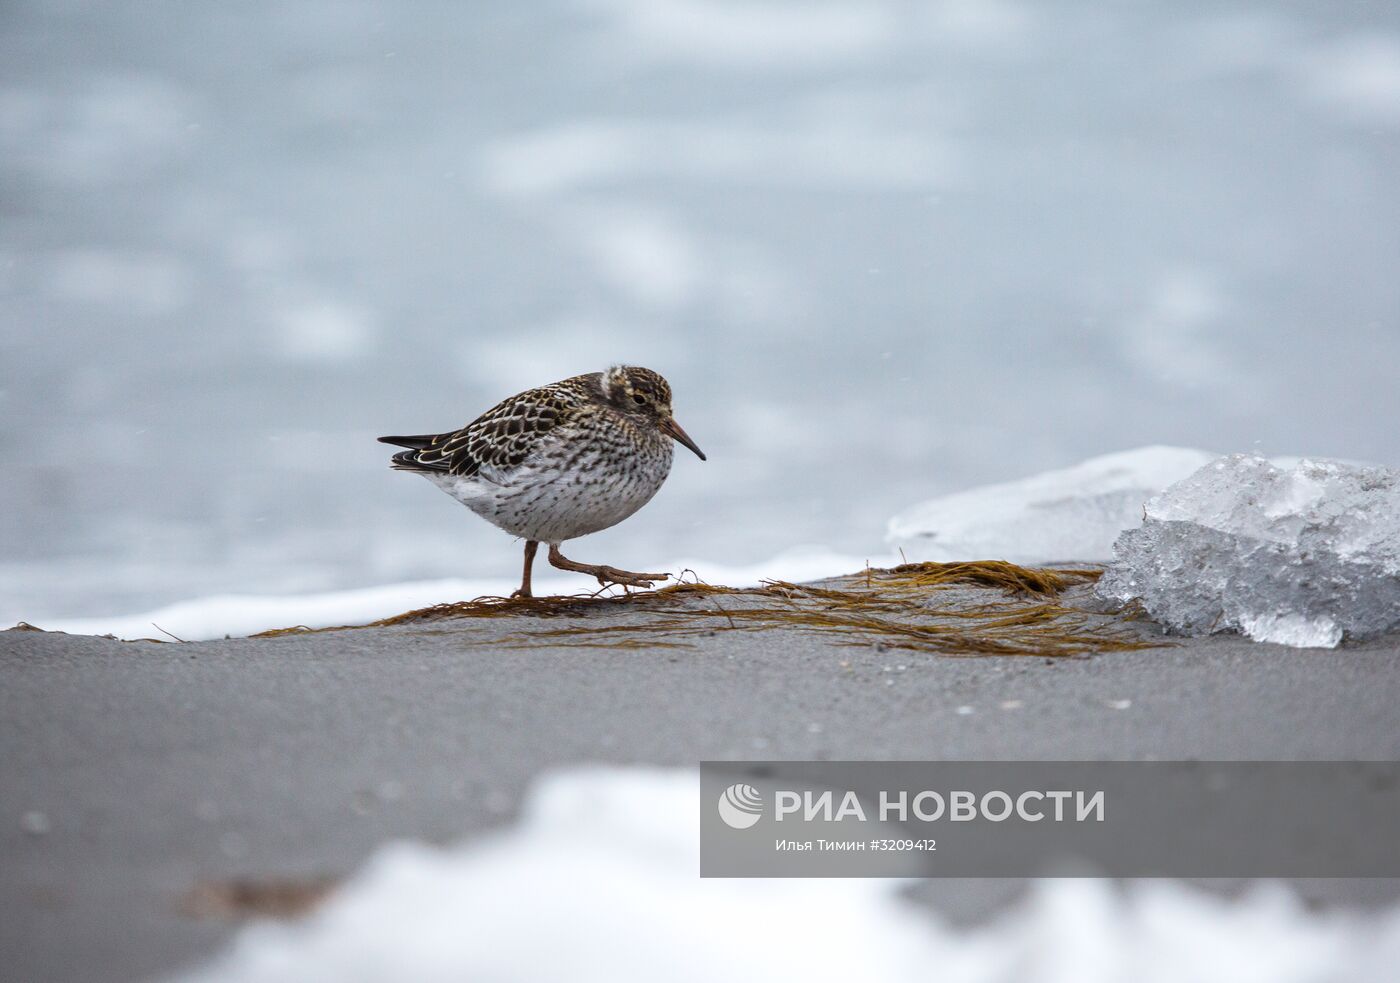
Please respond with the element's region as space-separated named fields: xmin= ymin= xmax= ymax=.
xmin=4 ymin=579 xmax=1399 ymax=982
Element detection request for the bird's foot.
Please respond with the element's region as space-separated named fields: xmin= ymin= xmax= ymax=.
xmin=588 ymin=565 xmax=670 ymax=590
xmin=510 ymin=588 xmax=533 ymax=600
xmin=545 ymin=545 xmax=668 ymax=590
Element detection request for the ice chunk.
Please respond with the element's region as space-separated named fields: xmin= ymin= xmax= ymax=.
xmin=1096 ymin=455 xmax=1400 ymax=648
xmin=887 ymin=446 xmax=1220 ymax=564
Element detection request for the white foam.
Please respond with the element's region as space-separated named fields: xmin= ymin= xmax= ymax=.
xmin=576 ymin=0 xmax=898 ymax=71
xmin=1301 ymin=34 xmax=1400 ymax=126
xmin=171 ymin=766 xmax=1400 ymax=983
xmin=27 ymin=578 xmax=534 ymax=642
xmin=479 ymin=117 xmax=957 ymax=196
xmin=272 ymin=299 xmax=376 ymax=363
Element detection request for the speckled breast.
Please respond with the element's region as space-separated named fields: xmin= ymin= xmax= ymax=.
xmin=471 ymin=418 xmax=675 ymax=543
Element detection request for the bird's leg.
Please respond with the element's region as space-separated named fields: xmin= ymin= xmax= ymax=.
xmin=546 ymin=544 xmax=669 ymax=590
xmin=511 ymin=540 xmax=539 ymax=599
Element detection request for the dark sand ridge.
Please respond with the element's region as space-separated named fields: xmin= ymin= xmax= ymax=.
xmin=4 ymin=563 xmax=1399 ymax=983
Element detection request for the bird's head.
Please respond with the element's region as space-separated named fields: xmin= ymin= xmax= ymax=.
xmin=601 ymin=365 xmax=706 ymax=461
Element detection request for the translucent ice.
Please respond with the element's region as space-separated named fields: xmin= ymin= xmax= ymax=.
xmin=1096 ymin=455 xmax=1400 ymax=648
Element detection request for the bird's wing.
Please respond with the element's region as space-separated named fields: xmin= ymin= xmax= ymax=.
xmin=382 ymin=386 xmax=579 ymax=482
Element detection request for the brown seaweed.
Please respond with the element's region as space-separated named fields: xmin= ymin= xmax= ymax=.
xmin=252 ymin=561 xmax=1155 ymax=659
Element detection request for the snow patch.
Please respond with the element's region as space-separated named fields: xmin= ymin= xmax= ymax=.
xmin=171 ymin=766 xmax=1400 ymax=983
xmin=887 ymin=446 xmax=1221 ymax=564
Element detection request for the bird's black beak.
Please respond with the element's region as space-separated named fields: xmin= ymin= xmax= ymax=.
xmin=660 ymin=416 xmax=706 ymax=460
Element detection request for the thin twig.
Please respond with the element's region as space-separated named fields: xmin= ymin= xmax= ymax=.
xmin=152 ymin=623 xmax=187 ymax=643
xmin=709 ymin=598 xmax=738 ymax=630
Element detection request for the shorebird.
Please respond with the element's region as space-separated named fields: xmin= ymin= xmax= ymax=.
xmin=379 ymin=366 xmax=705 ymax=598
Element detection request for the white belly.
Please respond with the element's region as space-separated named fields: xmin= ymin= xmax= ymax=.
xmin=425 ymin=454 xmax=671 ymax=544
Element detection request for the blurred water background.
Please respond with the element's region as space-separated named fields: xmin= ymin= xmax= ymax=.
xmin=3 ymin=0 xmax=1398 ymax=621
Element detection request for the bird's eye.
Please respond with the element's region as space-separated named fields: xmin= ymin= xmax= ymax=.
xmin=632 ymin=394 xmax=646 ymax=405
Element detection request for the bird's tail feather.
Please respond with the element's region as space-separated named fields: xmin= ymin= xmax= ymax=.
xmin=377 ymin=434 xmax=438 ymax=450
xmin=388 ymin=450 xmax=441 ymax=473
